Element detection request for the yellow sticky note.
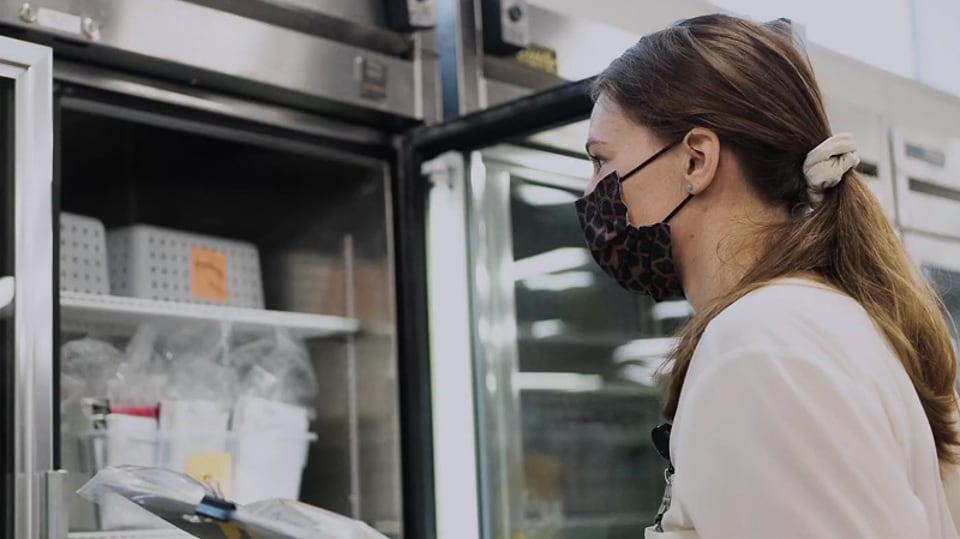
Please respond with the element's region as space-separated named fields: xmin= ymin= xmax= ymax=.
xmin=185 ymin=452 xmax=232 ymax=499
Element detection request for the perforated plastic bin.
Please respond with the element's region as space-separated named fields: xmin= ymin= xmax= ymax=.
xmin=107 ymin=225 xmax=264 ymax=308
xmin=60 ymin=213 xmax=110 ymax=295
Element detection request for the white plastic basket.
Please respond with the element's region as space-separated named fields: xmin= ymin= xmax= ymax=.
xmin=107 ymin=225 xmax=264 ymax=308
xmin=60 ymin=213 xmax=110 ymax=295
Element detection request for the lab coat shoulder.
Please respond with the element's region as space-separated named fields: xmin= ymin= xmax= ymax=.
xmin=667 ymin=282 xmax=931 ymax=539
xmin=695 ymin=279 xmax=862 ymax=357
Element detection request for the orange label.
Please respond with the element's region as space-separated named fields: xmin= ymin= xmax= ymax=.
xmin=191 ymin=247 xmax=228 ymax=302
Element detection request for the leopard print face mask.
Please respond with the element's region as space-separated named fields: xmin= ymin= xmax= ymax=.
xmin=575 ymin=142 xmax=692 ymax=302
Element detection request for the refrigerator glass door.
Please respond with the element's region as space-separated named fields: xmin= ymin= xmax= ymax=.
xmin=55 ymin=85 xmax=404 ymax=538
xmin=904 ymin=232 xmax=960 ymax=356
xmin=418 ymin=79 xmax=689 ymax=539
xmin=0 ymin=36 xmax=55 ymax=539
xmin=923 ymin=265 xmax=960 ymax=339
xmin=473 ymin=147 xmax=685 ymax=539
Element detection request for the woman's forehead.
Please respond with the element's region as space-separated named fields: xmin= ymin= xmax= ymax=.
xmin=589 ymin=98 xmax=630 ymax=139
xmin=588 ymin=98 xmax=657 ymax=147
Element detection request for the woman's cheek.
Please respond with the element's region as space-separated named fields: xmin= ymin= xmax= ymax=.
xmin=622 ymin=183 xmax=652 ymax=227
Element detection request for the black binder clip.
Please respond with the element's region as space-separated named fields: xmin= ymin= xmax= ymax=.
xmin=195 ymin=495 xmax=236 ymax=522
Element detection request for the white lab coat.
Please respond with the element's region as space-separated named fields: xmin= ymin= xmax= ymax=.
xmin=648 ymin=279 xmax=960 ymax=539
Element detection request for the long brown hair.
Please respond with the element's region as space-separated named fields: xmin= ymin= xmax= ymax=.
xmin=593 ymin=14 xmax=960 ymax=462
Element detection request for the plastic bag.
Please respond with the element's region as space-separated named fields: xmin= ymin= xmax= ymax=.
xmin=230 ymin=330 xmax=317 ymax=413
xmin=237 ymin=499 xmax=387 ymax=539
xmin=157 ymin=321 xmax=237 ymax=404
xmin=77 ymin=465 xmax=213 ymax=507
xmin=152 ymin=321 xmax=230 ymax=367
xmin=78 ymin=465 xmax=212 ymax=532
xmin=78 ymin=466 xmax=388 ymax=539
xmin=61 ymin=338 xmax=126 ymax=400
xmin=107 ymin=322 xmax=238 ymax=407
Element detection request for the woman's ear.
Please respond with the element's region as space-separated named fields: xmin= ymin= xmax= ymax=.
xmin=681 ymin=128 xmax=721 ymax=194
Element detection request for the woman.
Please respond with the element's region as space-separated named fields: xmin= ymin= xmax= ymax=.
xmin=576 ymin=14 xmax=960 ymax=538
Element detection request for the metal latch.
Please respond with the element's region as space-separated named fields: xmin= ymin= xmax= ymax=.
xmin=356 ymin=56 xmax=388 ymax=102
xmin=19 ymin=4 xmax=100 ymax=40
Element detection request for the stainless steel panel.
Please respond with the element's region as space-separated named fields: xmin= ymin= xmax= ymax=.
xmin=247 ymin=0 xmax=390 ymax=27
xmin=0 ymin=0 xmax=431 ymax=120
xmin=53 ymin=62 xmax=390 ymax=147
xmin=181 ymin=0 xmax=416 ymax=57
xmin=239 ymin=0 xmax=435 ymax=30
xmin=0 ymin=35 xmax=55 ymax=539
xmin=415 ymin=30 xmax=442 ymax=125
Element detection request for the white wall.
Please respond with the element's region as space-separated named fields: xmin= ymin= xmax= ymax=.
xmin=711 ymin=0 xmax=916 ymax=78
xmin=913 ymin=0 xmax=960 ymax=97
xmin=526 ymin=0 xmax=960 ymax=138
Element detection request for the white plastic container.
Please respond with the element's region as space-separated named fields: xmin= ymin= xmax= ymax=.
xmin=231 ymin=430 xmax=316 ymax=504
xmin=101 ymin=414 xmax=159 ymax=530
xmin=231 ymin=397 xmax=314 ymax=504
xmin=78 ymin=403 xmax=315 ymax=509
xmin=60 ymin=213 xmax=110 ymax=294
xmin=158 ymin=400 xmax=231 ymax=474
xmin=107 ymin=224 xmax=264 ymax=308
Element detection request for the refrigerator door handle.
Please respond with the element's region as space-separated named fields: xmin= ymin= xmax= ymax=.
xmin=43 ymin=470 xmax=69 ymax=539
xmin=0 ymin=275 xmax=13 ymax=316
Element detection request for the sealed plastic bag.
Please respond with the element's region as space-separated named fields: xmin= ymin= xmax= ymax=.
xmin=78 ymin=465 xmax=214 ymax=507
xmin=61 ymin=338 xmax=126 ymax=400
xmin=158 ymin=321 xmax=237 ymax=404
xmin=230 ymin=330 xmax=317 ymax=413
xmin=79 ymin=466 xmax=388 ymax=539
xmin=113 ymin=321 xmax=238 ymax=406
xmin=237 ymin=499 xmax=387 ymax=539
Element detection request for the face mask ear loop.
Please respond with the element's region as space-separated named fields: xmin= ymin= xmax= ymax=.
xmin=663 ymin=194 xmax=694 ymax=223
xmin=618 ymin=141 xmax=681 ymax=184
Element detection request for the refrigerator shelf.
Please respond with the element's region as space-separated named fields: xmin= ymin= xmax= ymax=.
xmin=60 ymin=291 xmax=360 ymax=339
xmin=70 ymin=530 xmax=190 ymax=539
xmin=522 ymin=513 xmax=652 ymax=530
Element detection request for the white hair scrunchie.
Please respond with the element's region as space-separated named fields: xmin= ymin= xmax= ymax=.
xmin=802 ymin=132 xmax=860 ymax=205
